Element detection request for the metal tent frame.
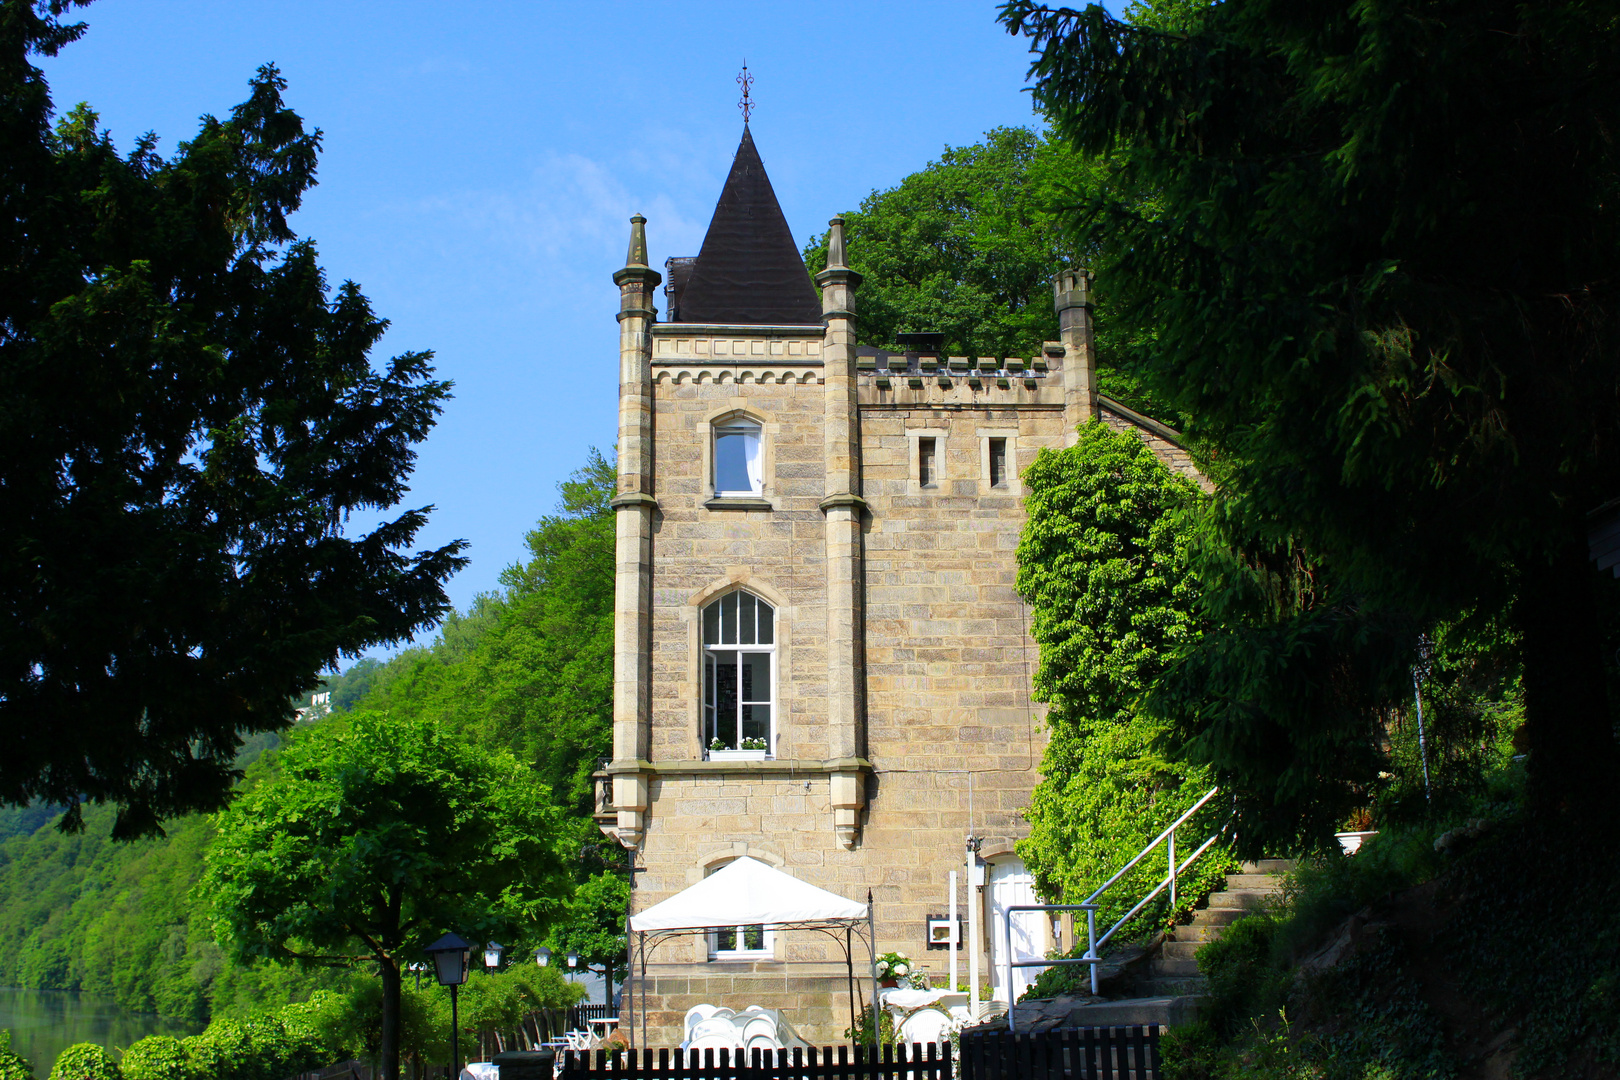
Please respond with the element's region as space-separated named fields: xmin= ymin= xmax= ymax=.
xmin=625 ymin=893 xmax=879 ymax=1051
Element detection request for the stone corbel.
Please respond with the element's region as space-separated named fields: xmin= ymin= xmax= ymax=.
xmin=606 ymin=759 xmax=652 ymax=849
xmin=829 ymin=764 xmax=868 ymax=850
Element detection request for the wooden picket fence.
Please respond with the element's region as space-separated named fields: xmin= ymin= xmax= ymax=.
xmin=957 ymin=1026 xmax=1163 ymax=1079
xmin=558 ymin=1042 xmax=951 ymax=1079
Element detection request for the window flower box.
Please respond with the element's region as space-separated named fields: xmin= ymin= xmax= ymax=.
xmin=708 ymin=748 xmax=769 ymax=762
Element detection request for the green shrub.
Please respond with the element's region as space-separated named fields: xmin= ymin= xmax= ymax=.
xmin=1270 ymin=828 xmax=1440 ymax=964
xmin=117 ymin=1038 xmax=187 ymax=1080
xmin=46 ymin=1045 xmax=118 ymax=1080
xmin=183 ymin=1019 xmax=252 ymax=1080
xmin=1020 ymin=944 xmax=1094 ymax=1001
xmin=0 ymin=1031 xmax=34 ymax=1080
xmin=1197 ymin=914 xmax=1288 ymax=1035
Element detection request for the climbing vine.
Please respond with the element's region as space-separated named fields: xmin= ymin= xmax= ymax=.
xmin=1015 ymin=422 xmax=1232 ymax=933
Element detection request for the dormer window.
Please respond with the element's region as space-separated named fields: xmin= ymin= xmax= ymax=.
xmin=714 ymin=420 xmax=763 ymax=495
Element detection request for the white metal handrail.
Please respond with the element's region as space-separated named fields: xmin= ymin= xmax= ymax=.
xmin=1003 ymin=903 xmax=1098 ymax=1033
xmin=1078 ymin=786 xmax=1231 ymax=994
xmin=999 ymin=787 xmax=1232 ymax=1015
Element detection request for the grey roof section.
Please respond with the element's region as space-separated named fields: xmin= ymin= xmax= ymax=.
xmin=676 ymin=127 xmax=822 ymax=326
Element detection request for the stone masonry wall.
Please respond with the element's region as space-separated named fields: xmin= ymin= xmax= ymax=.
xmin=628 ymin=338 xmax=1198 ymax=1046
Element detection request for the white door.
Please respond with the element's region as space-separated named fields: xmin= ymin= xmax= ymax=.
xmin=988 ymin=858 xmax=1042 ymax=1003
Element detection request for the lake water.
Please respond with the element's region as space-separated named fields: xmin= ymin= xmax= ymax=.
xmin=0 ymin=988 xmax=204 ymax=1077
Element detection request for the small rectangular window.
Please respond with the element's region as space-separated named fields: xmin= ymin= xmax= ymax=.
xmin=919 ymin=437 xmax=938 ymax=487
xmin=715 ymin=422 xmax=763 ymax=494
xmin=989 ymin=438 xmax=1008 ymax=487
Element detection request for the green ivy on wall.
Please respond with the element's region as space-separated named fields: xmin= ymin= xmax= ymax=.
xmin=1015 ymin=422 xmax=1233 ymax=935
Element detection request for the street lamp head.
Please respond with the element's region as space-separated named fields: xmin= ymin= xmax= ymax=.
xmin=534 ymin=946 xmax=552 ymax=968
xmin=566 ymin=950 xmax=580 ymax=969
xmin=424 ymin=932 xmax=471 ymax=987
xmin=483 ymin=941 xmax=504 ymax=969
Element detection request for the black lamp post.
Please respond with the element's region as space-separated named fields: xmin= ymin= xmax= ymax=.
xmin=534 ymin=946 xmax=552 ymax=968
xmin=425 ymin=933 xmax=471 ymax=1077
xmin=484 ymin=941 xmax=505 ymax=970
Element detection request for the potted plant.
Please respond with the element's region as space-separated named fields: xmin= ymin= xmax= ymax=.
xmin=874 ymin=951 xmax=915 ymax=989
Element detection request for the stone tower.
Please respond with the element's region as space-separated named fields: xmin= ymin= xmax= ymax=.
xmin=599 ymin=126 xmax=1198 ymax=1045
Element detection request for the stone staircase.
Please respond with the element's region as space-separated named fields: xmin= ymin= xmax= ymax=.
xmin=1062 ymin=859 xmax=1292 ymax=1028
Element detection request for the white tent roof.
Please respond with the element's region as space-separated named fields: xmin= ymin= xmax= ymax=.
xmin=629 ymin=856 xmax=867 ymax=932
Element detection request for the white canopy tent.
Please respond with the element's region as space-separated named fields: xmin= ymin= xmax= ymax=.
xmin=623 ymin=857 xmax=878 ymax=1048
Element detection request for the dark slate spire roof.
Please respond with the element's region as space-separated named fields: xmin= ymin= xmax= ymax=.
xmin=676 ymin=127 xmax=822 ymax=325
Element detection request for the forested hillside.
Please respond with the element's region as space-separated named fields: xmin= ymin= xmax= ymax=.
xmin=0 ymin=451 xmax=617 ymax=1022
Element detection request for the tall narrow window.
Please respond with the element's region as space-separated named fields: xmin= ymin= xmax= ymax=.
xmin=714 ymin=420 xmax=763 ymax=495
xmin=919 ymin=437 xmax=938 ymax=487
xmin=989 ymin=437 xmax=1008 ymax=488
xmin=702 ymin=591 xmax=775 ymax=755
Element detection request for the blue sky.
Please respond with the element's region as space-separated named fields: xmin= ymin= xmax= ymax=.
xmin=40 ymin=1 xmax=1120 ymax=657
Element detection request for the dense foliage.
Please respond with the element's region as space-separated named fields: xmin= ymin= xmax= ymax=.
xmin=352 ymin=449 xmax=618 ymax=812
xmin=0 ymin=3 xmax=466 ymax=837
xmin=800 ymin=127 xmax=1178 ymax=423
xmin=1015 ymin=423 xmax=1232 ymax=934
xmin=205 ymin=713 xmax=574 ymax=1080
xmin=0 ymin=1034 xmax=29 ymax=1080
xmin=1163 ymin=766 xmax=1620 ymax=1079
xmin=0 ymin=451 xmax=621 ymax=1031
xmin=47 ymin=1044 xmax=118 ymax=1080
xmin=0 ymin=802 xmax=316 ymax=1021
xmin=545 ymin=871 xmax=630 ymax=990
xmin=1001 ymin=0 xmax=1620 ymax=836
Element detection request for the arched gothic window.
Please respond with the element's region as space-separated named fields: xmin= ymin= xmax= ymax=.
xmin=702 ymin=591 xmax=774 ymax=755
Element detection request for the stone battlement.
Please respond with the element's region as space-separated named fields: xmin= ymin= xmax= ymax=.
xmin=857 ymin=341 xmax=1064 ymax=392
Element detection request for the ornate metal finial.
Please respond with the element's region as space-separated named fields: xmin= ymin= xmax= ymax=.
xmin=737 ymin=61 xmax=754 ymax=124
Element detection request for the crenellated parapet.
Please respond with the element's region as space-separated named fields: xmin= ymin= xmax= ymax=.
xmin=854 ymin=341 xmax=1069 ymax=409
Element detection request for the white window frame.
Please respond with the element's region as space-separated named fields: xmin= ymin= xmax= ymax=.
xmin=701 ymin=591 xmax=777 ymax=758
xmin=712 ymin=419 xmax=764 ymax=497
xmin=706 ymin=859 xmax=774 ymax=959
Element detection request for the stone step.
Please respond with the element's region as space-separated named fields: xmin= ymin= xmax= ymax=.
xmin=1206 ymin=889 xmax=1274 ymax=910
xmin=1149 ymin=956 xmax=1201 ymax=977
xmin=1187 ymin=906 xmax=1249 ymax=927
xmin=1221 ymin=872 xmax=1287 ymax=891
xmin=1172 ymin=923 xmax=1227 ymax=942
xmin=1240 ymin=859 xmax=1295 ymax=874
xmin=1139 ymin=976 xmax=1207 ymax=997
xmin=1160 ymin=940 xmax=1206 ymax=960
xmin=1065 ymin=995 xmax=1204 ymax=1029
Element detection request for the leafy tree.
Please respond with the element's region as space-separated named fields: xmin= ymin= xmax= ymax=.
xmin=1001 ymin=0 xmax=1620 ymax=823
xmin=802 ymin=127 xmax=1076 ymax=358
xmin=800 ymin=128 xmax=1177 ymax=419
xmin=0 ymin=450 xmax=618 ymax=1026
xmin=204 ymin=713 xmax=574 ymax=1080
xmin=545 ymin=871 xmax=629 ymax=994
xmin=1015 ymin=423 xmax=1230 ymax=922
xmin=0 ymin=3 xmax=466 ymax=838
xmin=351 ymin=450 xmax=617 ymax=813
